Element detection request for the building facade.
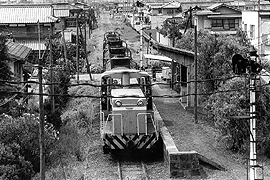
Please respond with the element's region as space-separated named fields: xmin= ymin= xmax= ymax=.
xmin=0 ymin=4 xmax=58 ymax=63
xmin=195 ymin=3 xmax=242 ymax=35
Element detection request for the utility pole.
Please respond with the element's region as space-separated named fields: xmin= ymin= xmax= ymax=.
xmin=49 ymin=23 xmax=55 ymax=112
xmin=62 ymin=25 xmax=67 ymax=64
xmin=38 ymin=20 xmax=45 ymax=180
xmin=194 ymin=16 xmax=198 ymax=124
xmin=249 ymin=72 xmax=257 ymax=180
xmin=140 ymin=24 xmax=143 ymax=69
xmin=84 ymin=11 xmax=93 ymax=81
xmin=132 ymin=0 xmax=135 ymax=27
xmin=249 ymin=48 xmax=258 ymax=180
xmin=76 ymin=13 xmax=80 ymax=84
xmin=231 ymin=48 xmax=262 ymax=180
xmin=257 ymin=0 xmax=261 ymax=56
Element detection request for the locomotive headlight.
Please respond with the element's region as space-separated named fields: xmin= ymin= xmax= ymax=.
xmin=115 ymin=100 xmax=122 ymax=107
xmin=137 ymin=99 xmax=144 ymax=106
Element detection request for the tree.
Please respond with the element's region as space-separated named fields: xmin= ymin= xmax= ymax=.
xmin=0 ymin=114 xmax=56 ymax=179
xmin=0 ymin=35 xmax=12 ymax=82
xmin=0 ymin=34 xmax=14 ymax=101
xmin=159 ymin=19 xmax=183 ymax=47
xmin=205 ymin=77 xmax=249 ymax=152
xmin=176 ymin=29 xmax=251 ymax=99
xmin=44 ymin=59 xmax=71 ymax=130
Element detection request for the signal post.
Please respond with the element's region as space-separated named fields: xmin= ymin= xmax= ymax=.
xmin=232 ymin=47 xmax=262 ymax=180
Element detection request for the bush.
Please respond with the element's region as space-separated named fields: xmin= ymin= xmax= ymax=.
xmin=205 ymin=77 xmax=270 ymax=156
xmin=91 ymin=64 xmax=103 ymax=73
xmin=0 ymin=113 xmax=57 ymax=178
xmin=205 ymin=77 xmax=249 ymax=152
xmin=0 ymin=143 xmax=34 ymax=180
xmin=49 ymin=125 xmax=83 ymax=164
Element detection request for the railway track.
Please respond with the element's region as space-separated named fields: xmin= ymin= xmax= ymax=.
xmin=118 ymin=158 xmax=149 ymax=180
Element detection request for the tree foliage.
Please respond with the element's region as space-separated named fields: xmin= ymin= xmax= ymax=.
xmin=0 ymin=34 xmax=14 ymax=101
xmin=159 ymin=19 xmax=183 ymax=47
xmin=0 ymin=114 xmax=56 ymax=179
xmin=44 ymin=59 xmax=71 ymax=130
xmin=205 ymin=77 xmax=249 ymax=152
xmin=176 ymin=29 xmax=251 ymax=99
xmin=0 ymin=35 xmax=12 ymax=81
xmin=206 ymin=77 xmax=270 ymax=156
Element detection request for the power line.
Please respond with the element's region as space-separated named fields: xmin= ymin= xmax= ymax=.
xmin=1 ymin=83 xmax=266 ymax=99
xmin=0 ymin=74 xmax=251 ymax=87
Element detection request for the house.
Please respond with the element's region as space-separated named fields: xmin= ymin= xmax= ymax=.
xmin=6 ymin=40 xmax=32 ymax=83
xmin=0 ymin=4 xmax=59 ymax=63
xmin=149 ymin=1 xmax=181 ymax=16
xmin=195 ymin=3 xmax=242 ymax=35
xmin=229 ymin=1 xmax=270 ymax=11
xmin=242 ymin=10 xmax=270 ymax=57
xmin=52 ymin=2 xmax=71 ymax=29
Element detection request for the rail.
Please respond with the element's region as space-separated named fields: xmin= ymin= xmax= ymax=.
xmin=136 ymin=113 xmax=157 ymax=137
xmin=118 ymin=158 xmax=149 ymax=180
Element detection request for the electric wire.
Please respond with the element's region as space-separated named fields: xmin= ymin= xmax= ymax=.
xmin=2 ymin=83 xmax=269 ymax=99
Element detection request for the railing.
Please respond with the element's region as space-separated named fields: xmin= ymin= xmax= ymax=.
xmin=136 ymin=113 xmax=158 ymax=137
xmin=101 ymin=112 xmax=123 ymax=136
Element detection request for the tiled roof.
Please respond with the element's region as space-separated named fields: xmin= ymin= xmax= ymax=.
xmin=207 ymin=3 xmax=223 ymax=10
xmin=15 ymin=39 xmax=47 ymax=51
xmin=161 ymin=1 xmax=181 ymax=9
xmin=54 ymin=9 xmax=70 ymax=17
xmin=6 ymin=40 xmax=32 ymax=61
xmin=0 ymin=5 xmax=57 ymax=24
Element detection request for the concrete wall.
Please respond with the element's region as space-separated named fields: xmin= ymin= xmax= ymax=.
xmin=242 ymin=11 xmax=259 ymax=49
xmin=155 ymin=106 xmax=202 ymax=178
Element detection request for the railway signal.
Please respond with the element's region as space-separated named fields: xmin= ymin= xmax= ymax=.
xmin=232 ymin=47 xmax=262 ymax=180
xmin=231 ymin=53 xmax=262 ymax=75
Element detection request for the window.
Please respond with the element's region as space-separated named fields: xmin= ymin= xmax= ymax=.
xmin=244 ymin=24 xmax=247 ymax=32
xmin=212 ymin=19 xmax=223 ymax=27
xmin=250 ymin=25 xmax=255 ymax=39
xmin=228 ymin=19 xmax=235 ymax=28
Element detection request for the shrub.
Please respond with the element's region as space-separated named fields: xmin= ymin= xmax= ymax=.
xmin=0 ymin=143 xmax=34 ymax=180
xmin=205 ymin=77 xmax=270 ymax=156
xmin=91 ymin=64 xmax=103 ymax=74
xmin=205 ymin=77 xmax=249 ymax=152
xmin=0 ymin=113 xmax=57 ymax=178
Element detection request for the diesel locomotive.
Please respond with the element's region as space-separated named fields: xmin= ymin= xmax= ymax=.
xmin=100 ymin=31 xmax=161 ymax=153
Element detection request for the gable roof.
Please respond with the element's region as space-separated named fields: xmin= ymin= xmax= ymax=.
xmin=6 ymin=40 xmax=32 ymax=61
xmin=207 ymin=3 xmax=241 ymax=12
xmin=161 ymin=1 xmax=181 ymax=9
xmin=0 ymin=4 xmax=58 ymax=24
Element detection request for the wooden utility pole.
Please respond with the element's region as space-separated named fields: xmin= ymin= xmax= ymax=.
xmin=76 ymin=13 xmax=80 ymax=84
xmin=49 ymin=23 xmax=55 ymax=112
xmin=62 ymin=25 xmax=67 ymax=64
xmin=84 ymin=11 xmax=93 ymax=81
xmin=38 ymin=20 xmax=45 ymax=180
xmin=257 ymin=0 xmax=261 ymax=56
xmin=194 ymin=16 xmax=198 ymax=124
xmin=140 ymin=24 xmax=143 ymax=69
xmin=88 ymin=9 xmax=92 ymax=38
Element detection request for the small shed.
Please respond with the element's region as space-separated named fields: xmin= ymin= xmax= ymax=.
xmin=6 ymin=40 xmax=32 ymax=82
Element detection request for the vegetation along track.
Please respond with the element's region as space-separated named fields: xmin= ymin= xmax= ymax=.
xmin=116 ymin=151 xmax=149 ymax=180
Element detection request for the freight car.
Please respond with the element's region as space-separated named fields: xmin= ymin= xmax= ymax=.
xmin=100 ymin=67 xmax=161 ymax=153
xmin=102 ymin=31 xmax=132 ymax=70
